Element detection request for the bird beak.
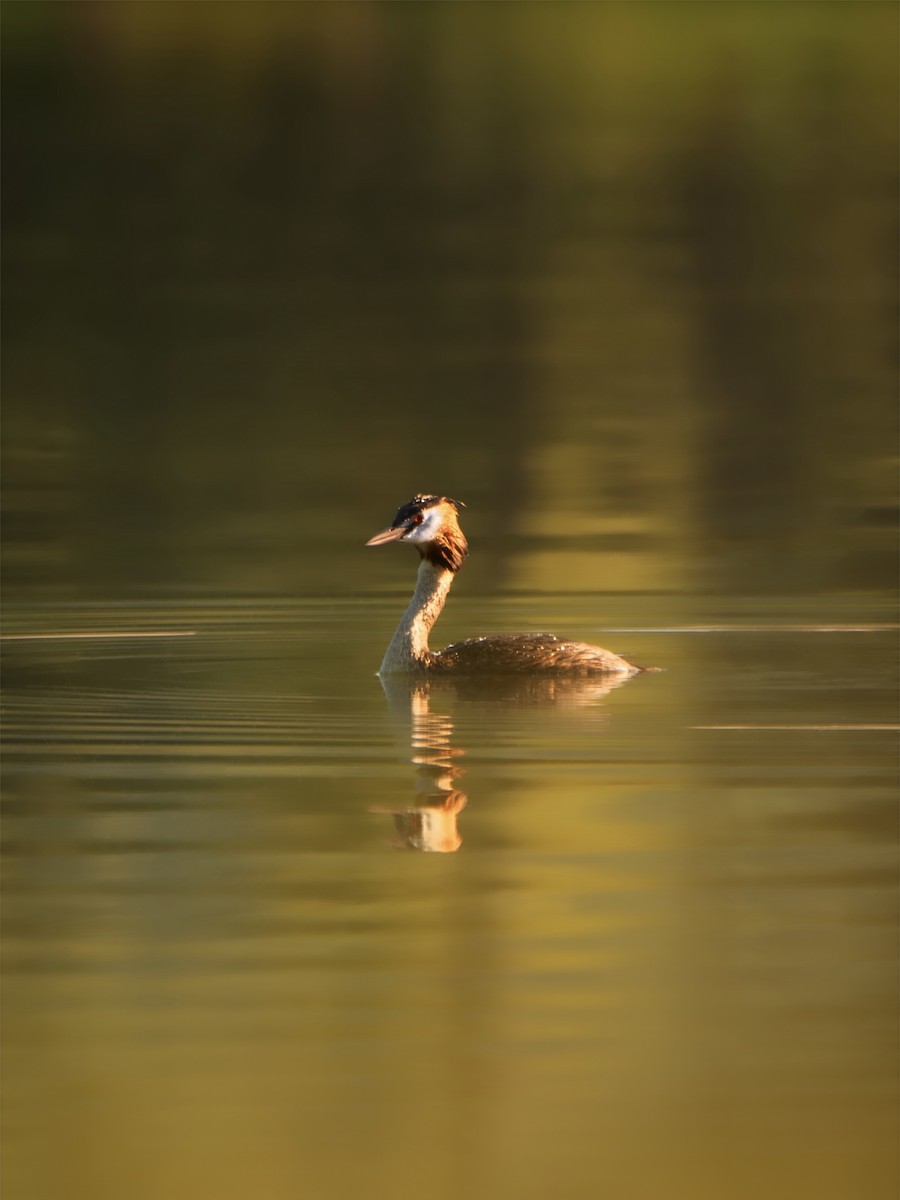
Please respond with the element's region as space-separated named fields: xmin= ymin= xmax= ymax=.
xmin=366 ymin=525 xmax=408 ymax=547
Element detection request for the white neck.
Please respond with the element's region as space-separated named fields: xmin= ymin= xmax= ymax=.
xmin=379 ymin=559 xmax=455 ymax=673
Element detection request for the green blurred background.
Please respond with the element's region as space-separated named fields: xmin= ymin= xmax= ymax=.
xmin=3 ymin=0 xmax=897 ymax=608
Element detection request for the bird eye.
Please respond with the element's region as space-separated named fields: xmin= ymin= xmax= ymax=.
xmin=410 ymin=513 xmax=424 ymax=526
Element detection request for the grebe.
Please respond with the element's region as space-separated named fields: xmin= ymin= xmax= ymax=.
xmin=366 ymin=494 xmax=644 ymax=677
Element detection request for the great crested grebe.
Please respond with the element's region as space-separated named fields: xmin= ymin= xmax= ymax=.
xmin=366 ymin=494 xmax=645 ymax=677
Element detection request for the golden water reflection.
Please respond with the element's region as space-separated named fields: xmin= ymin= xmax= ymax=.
xmin=375 ymin=672 xmax=634 ymax=852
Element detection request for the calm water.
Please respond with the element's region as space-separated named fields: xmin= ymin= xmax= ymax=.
xmin=3 ymin=592 xmax=897 ymax=1200
xmin=3 ymin=5 xmax=898 ymax=1200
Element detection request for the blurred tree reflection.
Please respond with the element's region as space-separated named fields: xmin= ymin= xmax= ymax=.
xmin=2 ymin=1 xmax=896 ymax=600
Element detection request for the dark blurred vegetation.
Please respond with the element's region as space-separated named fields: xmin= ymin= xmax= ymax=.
xmin=2 ymin=1 xmax=897 ymax=601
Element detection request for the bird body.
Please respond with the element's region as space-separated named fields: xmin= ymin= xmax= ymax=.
xmin=366 ymin=495 xmax=645 ymax=678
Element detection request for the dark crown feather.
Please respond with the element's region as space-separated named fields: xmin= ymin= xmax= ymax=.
xmin=391 ymin=494 xmax=465 ymax=528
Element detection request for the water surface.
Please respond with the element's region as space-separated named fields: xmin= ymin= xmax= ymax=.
xmin=3 ymin=593 xmax=897 ymax=1200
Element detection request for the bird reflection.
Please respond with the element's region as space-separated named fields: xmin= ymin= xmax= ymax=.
xmin=373 ymin=672 xmax=633 ymax=853
xmin=373 ymin=679 xmax=468 ymax=852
